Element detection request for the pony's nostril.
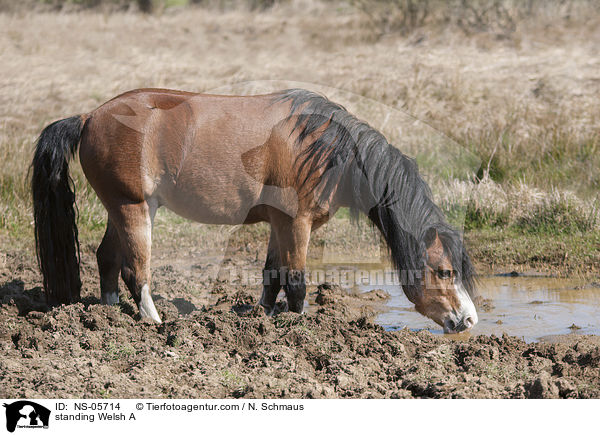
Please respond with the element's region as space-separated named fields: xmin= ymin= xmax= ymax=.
xmin=463 ymin=316 xmax=475 ymax=329
xmin=445 ymin=318 xmax=456 ymax=331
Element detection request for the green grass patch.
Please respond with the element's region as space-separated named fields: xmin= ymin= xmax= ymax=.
xmin=444 ymin=201 xmax=510 ymax=231
xmin=514 ymin=199 xmax=598 ymax=236
xmin=104 ymin=341 xmax=136 ymax=360
xmin=466 ymin=227 xmax=600 ymax=277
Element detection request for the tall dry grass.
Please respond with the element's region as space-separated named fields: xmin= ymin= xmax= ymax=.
xmin=0 ymin=0 xmax=599 ymax=242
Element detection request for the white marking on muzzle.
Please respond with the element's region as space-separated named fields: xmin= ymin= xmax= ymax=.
xmin=455 ymin=283 xmax=478 ymax=329
xmin=139 ymin=284 xmax=162 ymax=323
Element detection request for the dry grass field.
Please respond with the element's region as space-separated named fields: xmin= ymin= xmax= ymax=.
xmin=1 ymin=0 xmax=599 ymax=275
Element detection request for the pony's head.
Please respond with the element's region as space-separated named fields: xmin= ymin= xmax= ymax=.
xmin=414 ymin=226 xmax=478 ymax=333
xmin=368 ymin=200 xmax=479 ymax=334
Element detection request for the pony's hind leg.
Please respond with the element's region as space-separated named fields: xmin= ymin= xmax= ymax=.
xmin=111 ymin=201 xmax=161 ymax=323
xmin=97 ymin=219 xmax=122 ymax=305
xmin=259 ymin=229 xmax=282 ymax=315
xmin=272 ymin=214 xmax=311 ymax=314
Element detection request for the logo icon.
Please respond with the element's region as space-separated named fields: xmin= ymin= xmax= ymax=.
xmin=3 ymin=401 xmax=50 ymax=432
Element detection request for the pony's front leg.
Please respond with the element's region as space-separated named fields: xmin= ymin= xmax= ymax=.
xmin=260 ymin=229 xmax=282 ymax=315
xmin=111 ymin=201 xmax=161 ymax=323
xmin=273 ymin=215 xmax=311 ymax=314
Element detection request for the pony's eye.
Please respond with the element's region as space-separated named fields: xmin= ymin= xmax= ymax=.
xmin=437 ymin=269 xmax=454 ymax=279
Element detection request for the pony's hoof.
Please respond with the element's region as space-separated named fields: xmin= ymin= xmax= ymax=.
xmin=138 ymin=284 xmax=162 ymax=324
xmin=260 ymin=304 xmax=276 ymax=317
xmin=101 ymin=291 xmax=119 ymax=306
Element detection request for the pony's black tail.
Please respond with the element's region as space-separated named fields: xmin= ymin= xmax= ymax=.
xmin=32 ymin=116 xmax=85 ymax=305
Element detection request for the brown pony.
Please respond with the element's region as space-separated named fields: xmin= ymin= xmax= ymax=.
xmin=32 ymin=88 xmax=478 ymax=333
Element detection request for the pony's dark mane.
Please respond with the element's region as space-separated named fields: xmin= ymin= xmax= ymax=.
xmin=275 ymin=89 xmax=476 ymax=300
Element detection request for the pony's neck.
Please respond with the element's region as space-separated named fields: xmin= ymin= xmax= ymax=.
xmin=341 ymin=143 xmax=446 ymax=301
xmin=365 ymin=204 xmax=426 ymax=303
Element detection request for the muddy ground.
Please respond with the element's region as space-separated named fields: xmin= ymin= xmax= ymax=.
xmin=1 ymin=243 xmax=599 ymax=399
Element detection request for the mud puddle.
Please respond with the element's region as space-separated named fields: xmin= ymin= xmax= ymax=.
xmin=374 ymin=277 xmax=600 ymax=342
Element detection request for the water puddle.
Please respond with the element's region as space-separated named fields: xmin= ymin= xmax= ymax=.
xmin=372 ymin=276 xmax=600 ymax=343
xmin=307 ymin=261 xmax=600 ymax=342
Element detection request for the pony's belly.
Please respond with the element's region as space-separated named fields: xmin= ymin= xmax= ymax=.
xmin=160 ymin=187 xmax=263 ymax=225
xmin=157 ymin=179 xmax=301 ymax=225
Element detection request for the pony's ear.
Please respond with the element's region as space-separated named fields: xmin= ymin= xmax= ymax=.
xmin=424 ymin=227 xmax=439 ymax=248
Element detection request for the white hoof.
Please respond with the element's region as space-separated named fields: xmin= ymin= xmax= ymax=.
xmin=139 ymin=284 xmax=162 ymax=324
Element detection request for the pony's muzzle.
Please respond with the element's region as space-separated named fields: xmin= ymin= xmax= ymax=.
xmin=443 ymin=283 xmax=479 ymax=333
xmin=444 ymin=312 xmax=477 ymax=333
